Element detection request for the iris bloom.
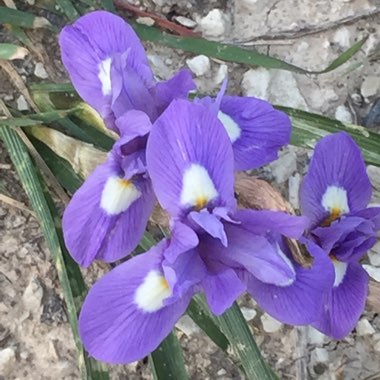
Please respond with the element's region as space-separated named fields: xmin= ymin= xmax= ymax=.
xmin=60 ymin=11 xmax=195 ymax=266
xmin=78 ymin=100 xmax=333 ymax=363
xmin=60 ymin=11 xmax=292 ymax=267
xmin=300 ymin=132 xmax=380 ymax=338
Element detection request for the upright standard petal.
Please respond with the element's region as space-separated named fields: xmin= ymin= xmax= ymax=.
xmin=59 ymin=11 xmax=152 ymax=120
xmin=300 ymin=132 xmax=372 ymax=226
xmin=154 ymin=69 xmax=196 ymax=115
xmin=218 ymin=96 xmax=291 ymax=171
xmin=312 ymin=261 xmax=369 ymax=339
xmin=79 ymin=242 xmax=192 ymax=363
xmin=146 ymin=100 xmax=236 ymax=216
xmin=62 ymin=156 xmax=154 ymax=267
xmin=245 ymin=239 xmax=335 ymax=325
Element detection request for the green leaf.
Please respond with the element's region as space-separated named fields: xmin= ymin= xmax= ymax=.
xmin=0 ymin=124 xmax=109 ymax=380
xmin=0 ymin=6 xmax=54 ymax=30
xmin=318 ymin=36 xmax=368 ymax=73
xmin=150 ymin=332 xmax=188 ymax=380
xmin=30 ymin=82 xmax=76 ymax=93
xmin=187 ymin=298 xmax=229 ymax=352
xmin=55 ymin=0 xmax=80 ymax=21
xmin=131 ymin=22 xmax=366 ymax=74
xmin=279 ymin=106 xmax=380 ymax=166
xmin=0 ymin=43 xmax=28 ymax=60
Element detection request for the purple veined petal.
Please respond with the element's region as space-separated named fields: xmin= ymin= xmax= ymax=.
xmin=188 ymin=210 xmax=228 ymax=247
xmin=312 ymin=216 xmax=377 ymax=262
xmin=111 ymin=53 xmax=158 ymax=121
xmin=153 ymin=69 xmax=196 ymax=114
xmin=311 ymin=261 xmax=368 ymax=339
xmin=352 ymin=207 xmax=380 ymax=230
xmin=59 ymin=11 xmax=152 ymax=121
xmin=245 ymin=239 xmax=335 ymax=325
xmin=79 ymin=242 xmax=193 ymax=363
xmin=217 ymin=96 xmax=291 ymax=171
xmin=234 ymin=209 xmax=310 ymax=239
xmin=163 ymin=248 xmax=207 ymax=298
xmin=62 ymin=157 xmax=155 ymax=267
xmin=114 ymin=110 xmax=152 ymax=156
xmin=164 ymin=221 xmax=199 ymax=263
xmin=300 ymin=132 xmax=372 ymax=226
xmin=199 ymin=224 xmax=297 ymax=286
xmin=146 ymin=99 xmax=236 ymax=217
xmin=202 ymin=267 xmax=245 ymax=315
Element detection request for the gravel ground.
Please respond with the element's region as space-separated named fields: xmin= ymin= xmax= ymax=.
xmin=1 ymin=0 xmax=380 ymax=379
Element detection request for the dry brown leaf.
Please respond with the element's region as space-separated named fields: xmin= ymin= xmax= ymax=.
xmin=235 ymin=172 xmax=293 ymax=213
xmin=367 ymin=280 xmax=380 ymax=312
xmin=29 ymin=126 xmax=107 ymax=179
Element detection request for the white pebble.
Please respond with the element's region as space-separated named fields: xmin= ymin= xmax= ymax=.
xmin=361 ymin=75 xmax=380 ymax=99
xmin=261 ymin=313 xmax=282 ymax=333
xmin=306 ymin=326 xmax=326 ymax=345
xmin=136 ymin=17 xmax=155 ymax=26
xmin=333 ymin=27 xmax=351 ymax=49
xmin=335 ymin=105 xmax=352 ymax=124
xmin=175 ymin=16 xmax=197 ymax=29
xmin=198 ymin=9 xmax=227 ymax=39
xmin=369 ymin=242 xmax=380 ymax=266
xmin=214 ymin=64 xmax=228 ymax=85
xmin=0 ymin=348 xmax=16 ymax=376
xmin=269 ymin=148 xmax=297 ymax=184
xmin=241 ymin=68 xmax=270 ymax=99
xmin=186 ymin=55 xmax=210 ymax=76
xmin=16 ymin=95 xmax=29 ymax=111
xmin=356 ymin=318 xmax=376 ymax=336
xmin=363 ymin=264 xmax=380 ymax=282
xmin=312 ymin=347 xmax=329 ymax=363
xmin=34 ymin=62 xmax=48 ymax=79
xmin=241 ymin=307 xmax=257 ymax=321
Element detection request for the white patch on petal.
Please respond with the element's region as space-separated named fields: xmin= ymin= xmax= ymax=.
xmin=217 ymin=111 xmax=241 ymax=143
xmin=98 ymin=57 xmax=112 ymax=96
xmin=332 ymin=260 xmax=348 ymax=287
xmin=321 ymin=186 xmax=349 ymax=216
xmin=275 ymin=243 xmax=296 ymax=286
xmin=134 ymin=270 xmax=172 ymax=312
xmin=180 ymin=164 xmax=218 ymax=209
xmin=100 ymin=176 xmax=141 ymax=215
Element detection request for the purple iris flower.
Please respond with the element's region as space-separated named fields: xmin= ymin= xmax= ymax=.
xmin=196 ymin=82 xmax=292 ymax=171
xmin=60 ymin=11 xmax=195 ymax=266
xmin=300 ymin=132 xmax=380 ymax=339
xmin=78 ymin=100 xmax=333 ymax=363
xmin=59 ymin=10 xmax=195 ymax=131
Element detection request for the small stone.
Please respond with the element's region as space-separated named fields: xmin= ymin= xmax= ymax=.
xmin=269 ymin=148 xmax=297 ymax=183
xmin=152 ymin=0 xmax=166 ymax=5
xmin=198 ymin=9 xmax=227 ymax=39
xmin=333 ymin=27 xmax=351 ymax=49
xmin=136 ymin=17 xmax=155 ymax=26
xmin=214 ymin=64 xmax=228 ymax=85
xmin=16 ymin=95 xmax=29 ymax=111
xmin=356 ymin=318 xmax=376 ymax=336
xmin=306 ymin=326 xmax=326 ymax=345
xmin=312 ymin=347 xmax=329 ymax=363
xmin=288 ymin=173 xmax=301 ymax=210
xmin=335 ymin=105 xmax=353 ymax=124
xmin=241 ymin=307 xmax=257 ymax=321
xmin=23 ymin=277 xmax=43 ymax=315
xmin=361 ymin=76 xmax=380 ymax=99
xmin=242 ymin=68 xmax=270 ymax=99
xmin=0 ymin=347 xmax=16 ymax=375
xmin=217 ymin=368 xmax=227 ymax=376
xmin=375 ymin=340 xmax=380 ymax=352
xmin=175 ymin=16 xmax=197 ymax=29
xmin=369 ymin=242 xmax=380 ymax=266
xmin=363 ymin=264 xmax=380 ymax=282
xmin=34 ymin=62 xmax=48 ymax=79
xmin=176 ymin=315 xmax=201 ymax=336
xmin=261 ymin=313 xmax=282 ymax=333
xmin=186 ymin=55 xmax=210 ymax=77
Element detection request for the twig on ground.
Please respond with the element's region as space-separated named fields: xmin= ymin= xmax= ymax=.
xmin=114 ymin=0 xmax=200 ymax=37
xmin=0 ymin=193 xmax=36 ymax=217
